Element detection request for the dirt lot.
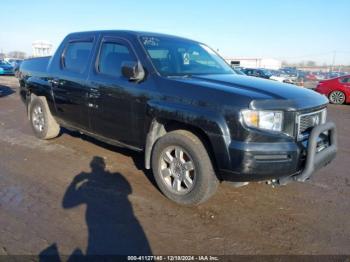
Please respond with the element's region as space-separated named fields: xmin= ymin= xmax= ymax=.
xmin=0 ymin=76 xmax=349 ymax=256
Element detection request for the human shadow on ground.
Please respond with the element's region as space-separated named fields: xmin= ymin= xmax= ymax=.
xmin=61 ymin=128 xmax=157 ymax=187
xmin=39 ymin=156 xmax=152 ymax=261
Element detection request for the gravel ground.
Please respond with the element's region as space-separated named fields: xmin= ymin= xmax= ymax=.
xmin=0 ymin=76 xmax=349 ymax=256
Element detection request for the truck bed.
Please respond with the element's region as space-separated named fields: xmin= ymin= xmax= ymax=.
xmin=20 ymin=56 xmax=51 ymax=77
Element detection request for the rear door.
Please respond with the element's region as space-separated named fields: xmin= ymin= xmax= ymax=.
xmin=52 ymin=36 xmax=96 ymax=130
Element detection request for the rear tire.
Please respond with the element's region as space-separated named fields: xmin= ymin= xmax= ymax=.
xmin=151 ymin=130 xmax=219 ymax=205
xmin=29 ymin=97 xmax=60 ymax=139
xmin=329 ymin=91 xmax=346 ymax=104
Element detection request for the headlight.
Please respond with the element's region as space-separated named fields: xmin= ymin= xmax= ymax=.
xmin=241 ymin=110 xmax=283 ymax=132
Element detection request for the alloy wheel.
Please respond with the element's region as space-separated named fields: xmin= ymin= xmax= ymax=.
xmin=159 ymin=146 xmax=196 ymax=194
xmin=32 ymin=105 xmax=45 ymax=132
xmin=329 ymin=91 xmax=345 ymax=104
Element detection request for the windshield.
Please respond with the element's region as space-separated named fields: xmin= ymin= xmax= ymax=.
xmin=140 ymin=36 xmax=234 ymax=76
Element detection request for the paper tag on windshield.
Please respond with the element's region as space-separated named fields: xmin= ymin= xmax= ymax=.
xmin=183 ymin=53 xmax=190 ymax=65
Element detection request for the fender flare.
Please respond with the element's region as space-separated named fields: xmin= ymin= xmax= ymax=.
xmin=25 ymin=76 xmax=56 ymax=118
xmin=144 ymin=100 xmax=232 ymax=170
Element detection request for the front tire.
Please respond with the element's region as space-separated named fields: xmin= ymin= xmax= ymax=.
xmin=151 ymin=130 xmax=219 ymax=205
xmin=329 ymin=91 xmax=346 ymax=104
xmin=29 ymin=97 xmax=60 ymax=139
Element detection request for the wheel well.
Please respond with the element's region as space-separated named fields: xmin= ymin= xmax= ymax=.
xmin=145 ymin=118 xmax=218 ymax=174
xmin=27 ymin=94 xmax=50 ymax=119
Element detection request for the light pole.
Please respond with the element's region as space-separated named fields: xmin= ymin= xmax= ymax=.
xmin=331 ymin=50 xmax=336 ymax=72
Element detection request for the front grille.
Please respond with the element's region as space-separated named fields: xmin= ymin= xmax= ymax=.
xmin=297 ymin=109 xmax=327 ymax=140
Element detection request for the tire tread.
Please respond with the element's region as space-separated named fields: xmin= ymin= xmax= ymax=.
xmin=29 ymin=96 xmax=60 ymax=140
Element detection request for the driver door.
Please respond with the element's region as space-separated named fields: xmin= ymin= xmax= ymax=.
xmin=86 ymin=37 xmax=147 ymax=147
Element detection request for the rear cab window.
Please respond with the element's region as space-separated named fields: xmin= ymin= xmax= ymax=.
xmin=62 ymin=40 xmax=94 ymax=73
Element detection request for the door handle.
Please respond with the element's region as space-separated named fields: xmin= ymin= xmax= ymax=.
xmin=90 ymin=87 xmax=99 ymax=93
xmin=88 ymin=87 xmax=100 ymax=98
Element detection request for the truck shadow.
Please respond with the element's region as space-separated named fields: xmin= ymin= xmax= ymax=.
xmin=39 ymin=156 xmax=152 ymax=260
xmin=0 ymin=84 xmax=15 ymax=98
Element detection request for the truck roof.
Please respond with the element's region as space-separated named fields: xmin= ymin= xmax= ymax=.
xmin=68 ymin=30 xmax=198 ymax=43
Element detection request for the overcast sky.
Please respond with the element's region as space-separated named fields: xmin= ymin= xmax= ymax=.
xmin=1 ymin=0 xmax=350 ymax=64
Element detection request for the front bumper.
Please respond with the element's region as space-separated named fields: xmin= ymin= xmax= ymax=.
xmin=280 ymin=121 xmax=337 ymax=184
xmin=220 ymin=122 xmax=337 ymax=182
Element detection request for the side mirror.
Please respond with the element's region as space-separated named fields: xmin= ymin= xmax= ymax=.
xmin=121 ymin=61 xmax=145 ymax=82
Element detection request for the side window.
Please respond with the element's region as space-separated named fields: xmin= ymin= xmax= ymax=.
xmin=98 ymin=42 xmax=136 ymax=77
xmin=63 ymin=41 xmax=93 ymax=73
xmin=340 ymin=77 xmax=350 ymax=83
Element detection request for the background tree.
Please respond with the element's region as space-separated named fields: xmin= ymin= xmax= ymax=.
xmin=7 ymin=51 xmax=27 ymax=59
xmin=306 ymin=60 xmax=316 ymax=67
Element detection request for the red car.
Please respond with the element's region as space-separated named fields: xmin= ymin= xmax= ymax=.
xmin=315 ymin=75 xmax=350 ymax=104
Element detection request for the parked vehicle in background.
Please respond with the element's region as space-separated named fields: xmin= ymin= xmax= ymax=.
xmin=242 ymin=68 xmax=272 ymax=79
xmin=18 ymin=30 xmax=337 ymax=205
xmin=280 ymin=67 xmax=298 ymax=81
xmin=315 ymin=75 xmax=350 ymax=104
xmin=0 ymin=60 xmax=14 ymax=75
xmin=232 ymin=67 xmax=246 ymax=75
xmin=6 ymin=58 xmax=24 ymax=68
xmin=315 ymin=72 xmax=326 ymax=81
xmin=325 ymin=72 xmax=347 ymax=80
xmin=270 ymin=70 xmax=295 ymax=84
xmin=297 ymin=70 xmax=308 ymax=81
xmin=244 ymin=68 xmax=297 ymax=84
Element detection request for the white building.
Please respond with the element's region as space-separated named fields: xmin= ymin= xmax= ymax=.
xmin=225 ymin=57 xmax=282 ymax=70
xmin=32 ymin=40 xmax=53 ymax=57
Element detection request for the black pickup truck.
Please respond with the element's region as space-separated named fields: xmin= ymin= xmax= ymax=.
xmin=18 ymin=30 xmax=337 ymax=205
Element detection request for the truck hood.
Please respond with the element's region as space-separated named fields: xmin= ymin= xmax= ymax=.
xmin=171 ymin=74 xmax=328 ymax=111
